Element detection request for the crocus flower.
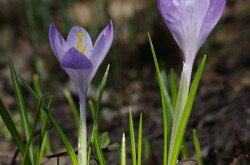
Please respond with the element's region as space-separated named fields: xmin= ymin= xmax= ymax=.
xmin=49 ymin=21 xmax=114 ymax=164
xmin=158 ymin=0 xmax=226 ymax=70
xmin=157 ymin=1 xmax=226 ymax=164
xmin=158 ymin=0 xmax=226 ymax=99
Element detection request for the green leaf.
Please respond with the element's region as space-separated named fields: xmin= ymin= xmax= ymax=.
xmin=33 ymin=74 xmax=52 ymax=161
xmin=36 ymin=96 xmax=52 ymax=165
xmin=8 ymin=57 xmax=34 ymax=163
xmin=170 ymin=69 xmax=178 ymax=109
xmin=168 ymin=55 xmax=206 ymax=165
xmin=88 ymin=65 xmax=110 ymax=165
xmin=192 ymin=129 xmax=203 ymax=165
xmin=99 ymin=132 xmax=110 ymax=149
xmin=0 ymin=98 xmax=25 ymax=155
xmin=22 ymin=99 xmax=42 ymax=165
xmin=129 ymin=108 xmax=137 ymax=165
xmin=19 ymin=76 xmax=78 ymax=165
xmin=63 ymin=88 xmax=79 ymax=131
xmin=107 ymin=143 xmax=120 ymax=151
xmin=88 ymin=99 xmax=95 ymax=121
xmin=120 ymin=133 xmax=126 ymax=165
xmin=33 ymin=74 xmax=43 ymax=98
xmin=137 ymin=113 xmax=143 ymax=165
xmin=148 ymin=33 xmax=168 ymax=165
xmin=161 ymin=71 xmax=174 ymax=140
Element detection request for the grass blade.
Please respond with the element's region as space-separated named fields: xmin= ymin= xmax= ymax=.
xmin=9 ymin=57 xmax=34 ymax=163
xmin=36 ymin=96 xmax=52 ymax=164
xmin=129 ymin=108 xmax=137 ymax=165
xmin=161 ymin=71 xmax=174 ymax=140
xmin=63 ymin=88 xmax=79 ymax=131
xmin=88 ymin=99 xmax=95 ymax=121
xmin=168 ymin=55 xmax=206 ymax=165
xmin=22 ymin=99 xmax=42 ymax=165
xmin=148 ymin=33 xmax=168 ymax=165
xmin=33 ymin=74 xmax=52 ymax=159
xmin=170 ymin=69 xmax=177 ymax=109
xmin=88 ymin=65 xmax=110 ymax=165
xmin=120 ymin=133 xmax=126 ymax=165
xmin=137 ymin=113 xmax=142 ymax=165
xmin=192 ymin=129 xmax=203 ymax=165
xmin=0 ymin=98 xmax=25 ymax=155
xmin=33 ymin=74 xmax=43 ymax=97
xmin=19 ymin=76 xmax=78 ymax=165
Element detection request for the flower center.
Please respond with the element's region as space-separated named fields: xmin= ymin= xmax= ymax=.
xmin=76 ymin=32 xmax=87 ymax=54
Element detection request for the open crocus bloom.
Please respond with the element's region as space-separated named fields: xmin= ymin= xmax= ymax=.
xmin=158 ymin=0 xmax=226 ymax=65
xmin=49 ymin=21 xmax=114 ymax=165
xmin=49 ymin=21 xmax=114 ymax=97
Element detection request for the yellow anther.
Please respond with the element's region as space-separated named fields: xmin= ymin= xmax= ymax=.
xmin=76 ymin=32 xmax=85 ymax=54
xmin=83 ymin=44 xmax=87 ymax=54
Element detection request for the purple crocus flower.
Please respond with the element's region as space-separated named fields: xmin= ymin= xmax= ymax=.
xmin=157 ymin=0 xmax=226 ymax=109
xmin=49 ymin=21 xmax=114 ymax=164
xmin=158 ymin=0 xmax=226 ymax=67
xmin=157 ymin=1 xmax=226 ymax=164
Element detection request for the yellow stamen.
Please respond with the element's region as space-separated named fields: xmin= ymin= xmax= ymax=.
xmin=76 ymin=32 xmax=88 ymax=54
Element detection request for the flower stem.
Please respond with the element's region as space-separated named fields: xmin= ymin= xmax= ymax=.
xmin=168 ymin=61 xmax=193 ymax=164
xmin=78 ymin=99 xmax=87 ymax=165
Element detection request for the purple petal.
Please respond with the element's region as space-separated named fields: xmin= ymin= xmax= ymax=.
xmin=63 ymin=68 xmax=91 ymax=96
xmin=89 ymin=20 xmax=114 ymax=81
xmin=60 ymin=47 xmax=93 ymax=69
xmin=66 ymin=26 xmax=93 ymax=57
xmin=198 ymin=0 xmax=226 ymax=48
xmin=157 ymin=0 xmax=184 ymax=53
xmin=49 ymin=23 xmax=67 ymax=60
xmin=158 ymin=0 xmax=225 ymax=63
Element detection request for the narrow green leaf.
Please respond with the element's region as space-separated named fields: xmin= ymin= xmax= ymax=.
xmin=142 ymin=140 xmax=150 ymax=163
xmin=148 ymin=33 xmax=168 ymax=165
xmin=192 ymin=129 xmax=203 ymax=165
xmin=33 ymin=74 xmax=43 ymax=98
xmin=36 ymin=96 xmax=52 ymax=164
xmin=9 ymin=57 xmax=34 ymax=163
xmin=120 ymin=133 xmax=126 ymax=165
xmin=161 ymin=71 xmax=174 ymax=141
xmin=0 ymin=98 xmax=25 ymax=155
xmin=129 ymin=108 xmax=137 ymax=165
xmin=170 ymin=69 xmax=177 ymax=109
xmin=63 ymin=88 xmax=79 ymax=131
xmin=94 ymin=134 xmax=106 ymax=165
xmin=19 ymin=76 xmax=78 ymax=165
xmin=22 ymin=99 xmax=42 ymax=165
xmin=168 ymin=55 xmax=206 ymax=165
xmin=88 ymin=99 xmax=95 ymax=121
xmin=33 ymin=74 xmax=52 ymax=159
xmin=181 ymin=140 xmax=189 ymax=159
xmin=88 ymin=65 xmax=110 ymax=165
xmin=137 ymin=113 xmax=142 ymax=165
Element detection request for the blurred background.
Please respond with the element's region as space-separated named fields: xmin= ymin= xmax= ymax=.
xmin=0 ymin=0 xmax=249 ymax=164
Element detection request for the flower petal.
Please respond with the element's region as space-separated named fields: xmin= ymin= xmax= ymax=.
xmin=89 ymin=20 xmax=114 ymax=81
xmin=158 ymin=0 xmax=213 ymax=61
xmin=60 ymin=47 xmax=93 ymax=69
xmin=66 ymin=26 xmax=93 ymax=57
xmin=157 ymin=0 xmax=184 ymax=52
xmin=198 ymin=0 xmax=226 ymax=48
xmin=49 ymin=23 xmax=67 ymax=60
xmin=63 ymin=68 xmax=91 ymax=96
